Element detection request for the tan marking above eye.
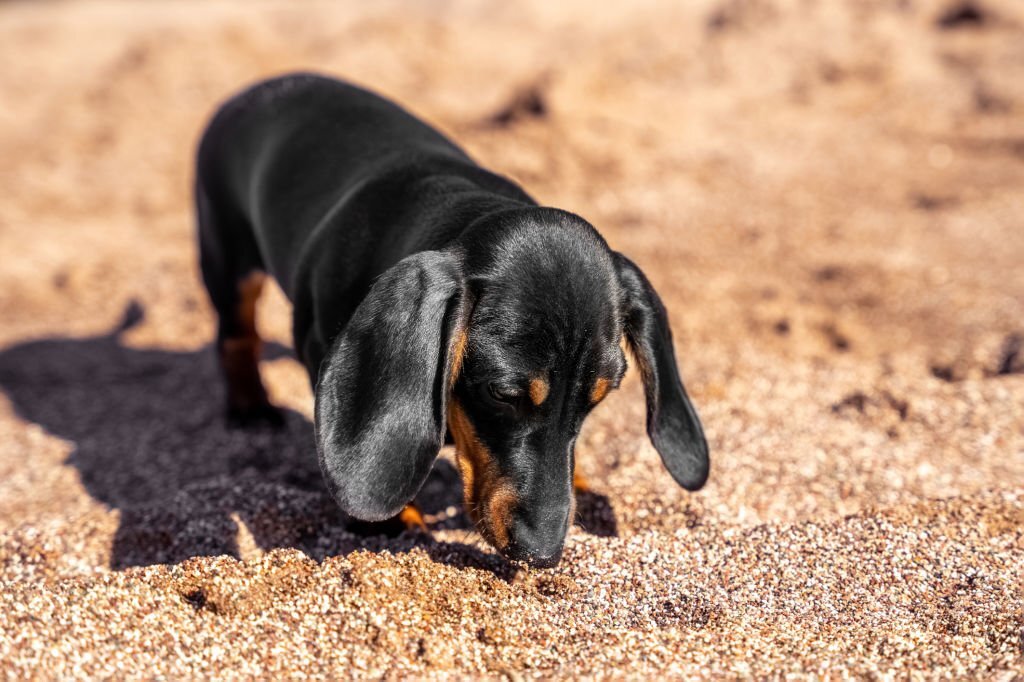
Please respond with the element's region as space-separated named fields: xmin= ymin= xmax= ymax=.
xmin=529 ymin=376 xmax=550 ymax=405
xmin=590 ymin=377 xmax=611 ymax=404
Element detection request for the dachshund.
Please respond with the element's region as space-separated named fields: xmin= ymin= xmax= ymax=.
xmin=195 ymin=73 xmax=709 ymax=567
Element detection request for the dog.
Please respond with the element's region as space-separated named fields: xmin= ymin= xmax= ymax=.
xmin=195 ymin=73 xmax=709 ymax=567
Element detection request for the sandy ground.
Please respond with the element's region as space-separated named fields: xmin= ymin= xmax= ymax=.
xmin=1 ymin=0 xmax=1023 ymax=677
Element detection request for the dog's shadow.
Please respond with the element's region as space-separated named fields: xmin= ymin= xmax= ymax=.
xmin=0 ymin=304 xmax=617 ymax=570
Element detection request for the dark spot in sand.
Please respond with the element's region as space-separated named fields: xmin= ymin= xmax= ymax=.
xmin=882 ymin=391 xmax=910 ymax=421
xmin=931 ymin=363 xmax=957 ymax=382
xmin=117 ymin=299 xmax=146 ymax=332
xmin=814 ymin=265 xmax=843 ymax=282
xmin=994 ymin=333 xmax=1023 ymax=376
xmin=182 ymin=587 xmax=219 ymax=614
xmin=911 ymin=193 xmax=958 ymax=211
xmin=819 ymin=61 xmax=843 ymax=84
xmin=833 ymin=390 xmax=908 ymax=421
xmin=973 ymin=82 xmax=1012 ymax=114
xmin=488 ymin=82 xmax=548 ymax=128
xmin=936 ymin=2 xmax=989 ymax=29
xmin=822 ymin=323 xmax=851 ymax=352
xmin=707 ymin=9 xmax=730 ymax=31
xmin=706 ymin=0 xmax=775 ymax=32
xmin=833 ymin=391 xmax=869 ymax=414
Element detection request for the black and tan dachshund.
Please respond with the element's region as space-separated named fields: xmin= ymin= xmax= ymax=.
xmin=196 ymin=73 xmax=709 ymax=567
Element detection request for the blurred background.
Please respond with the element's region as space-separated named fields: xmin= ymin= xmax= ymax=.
xmin=0 ymin=0 xmax=1022 ymax=675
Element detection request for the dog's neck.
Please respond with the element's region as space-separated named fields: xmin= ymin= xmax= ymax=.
xmin=395 ymin=171 xmax=535 ymax=252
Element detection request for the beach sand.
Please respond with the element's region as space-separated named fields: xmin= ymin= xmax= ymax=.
xmin=1 ymin=0 xmax=1022 ymax=676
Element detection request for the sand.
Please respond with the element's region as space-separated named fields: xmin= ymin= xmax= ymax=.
xmin=1 ymin=0 xmax=1023 ymax=677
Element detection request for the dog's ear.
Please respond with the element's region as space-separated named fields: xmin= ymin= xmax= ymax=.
xmin=613 ymin=252 xmax=709 ymax=490
xmin=315 ymin=251 xmax=468 ymax=521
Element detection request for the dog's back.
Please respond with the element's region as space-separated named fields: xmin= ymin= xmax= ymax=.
xmin=197 ymin=73 xmax=479 ymax=287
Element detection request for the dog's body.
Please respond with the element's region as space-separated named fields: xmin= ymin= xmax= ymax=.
xmin=197 ymin=73 xmax=708 ymax=566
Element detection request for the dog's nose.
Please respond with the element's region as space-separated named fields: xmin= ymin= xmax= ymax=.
xmin=503 ymin=507 xmax=568 ymax=568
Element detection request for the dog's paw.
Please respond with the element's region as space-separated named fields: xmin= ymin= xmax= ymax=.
xmin=226 ymin=402 xmax=287 ymax=430
xmin=347 ymin=505 xmax=429 ymax=538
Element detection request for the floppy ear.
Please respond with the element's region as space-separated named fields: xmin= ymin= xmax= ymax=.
xmin=314 ymin=251 xmax=468 ymax=521
xmin=613 ymin=252 xmax=709 ymax=490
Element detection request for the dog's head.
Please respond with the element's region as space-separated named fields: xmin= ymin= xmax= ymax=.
xmin=315 ymin=209 xmax=708 ymax=567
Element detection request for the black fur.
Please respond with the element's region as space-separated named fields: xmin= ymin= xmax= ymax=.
xmin=196 ymin=72 xmax=709 ymax=567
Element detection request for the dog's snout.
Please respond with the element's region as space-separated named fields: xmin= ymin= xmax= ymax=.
xmin=502 ymin=505 xmax=569 ymax=568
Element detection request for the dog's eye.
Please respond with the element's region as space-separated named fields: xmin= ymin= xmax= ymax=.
xmin=487 ymin=382 xmax=521 ymax=405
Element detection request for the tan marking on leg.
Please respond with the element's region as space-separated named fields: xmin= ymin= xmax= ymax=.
xmin=220 ymin=337 xmax=267 ymax=410
xmin=529 ymin=375 xmax=549 ymax=406
xmin=398 ymin=503 xmax=427 ymax=531
xmin=220 ymin=272 xmax=270 ymax=411
xmin=236 ymin=272 xmax=265 ymax=337
xmin=447 ymin=399 xmax=515 ymax=549
xmin=590 ymin=377 xmax=611 ymax=404
xmin=448 ymin=328 xmax=469 ymax=390
xmin=573 ymin=469 xmax=590 ymax=493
